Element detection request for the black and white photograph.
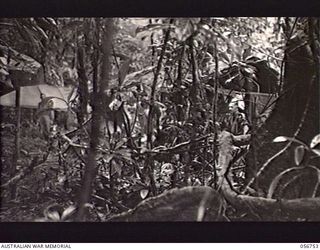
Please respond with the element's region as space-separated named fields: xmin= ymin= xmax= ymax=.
xmin=0 ymin=17 xmax=319 ymax=224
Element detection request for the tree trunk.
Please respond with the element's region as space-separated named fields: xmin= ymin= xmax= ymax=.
xmin=107 ymin=186 xmax=226 ymax=221
xmin=76 ymin=18 xmax=114 ymax=221
xmin=246 ymin=18 xmax=320 ymax=194
xmin=76 ymin=47 xmax=89 ymax=125
xmin=219 ymin=131 xmax=320 ymax=221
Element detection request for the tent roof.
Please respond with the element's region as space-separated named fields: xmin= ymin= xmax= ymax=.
xmin=0 ymin=84 xmax=77 ymax=110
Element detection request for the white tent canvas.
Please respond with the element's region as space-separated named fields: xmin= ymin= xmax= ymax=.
xmin=0 ymin=84 xmax=77 ymax=111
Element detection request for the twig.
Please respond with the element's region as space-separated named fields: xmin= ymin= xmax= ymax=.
xmin=146 ymin=18 xmax=174 ymax=149
xmin=64 ymin=116 xmax=92 ymax=137
xmin=212 ymin=28 xmax=219 ymax=188
xmin=140 ymin=134 xmax=211 ymax=155
xmin=112 ymin=45 xmax=121 ymax=84
xmin=145 ymin=18 xmax=174 ymax=196
xmin=1 ymin=156 xmax=44 ymax=188
xmin=129 ymin=97 xmax=139 ymax=135
xmin=279 ymin=17 xmax=299 ymax=94
xmin=60 ymin=134 xmax=90 ymax=150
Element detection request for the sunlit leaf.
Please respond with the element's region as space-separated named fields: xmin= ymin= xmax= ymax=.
xmin=222 ymin=31 xmax=232 ymax=37
xmin=310 ymin=134 xmax=320 ymax=149
xmin=219 ymin=51 xmax=231 ymax=64
xmin=243 ymin=67 xmax=255 ymax=74
xmin=140 ymin=147 xmax=148 ymax=154
xmin=112 ymin=160 xmax=122 ymax=175
xmin=153 ymin=145 xmax=167 ymax=151
xmin=84 ymin=203 xmax=94 ymax=209
xmin=61 ymin=205 xmax=77 ymax=221
xmin=294 ymin=145 xmax=305 ymax=166
xmin=273 ymin=136 xmax=289 ymax=142
xmin=179 ymin=21 xmax=193 ymax=42
xmin=35 ymin=218 xmax=48 ymax=222
xmin=161 ymin=163 xmax=175 ymax=176
xmin=33 ymin=24 xmax=49 ymax=41
xmin=193 ymin=40 xmax=199 ymax=48
xmin=58 ymin=175 xmax=66 ymax=183
xmin=104 ymin=155 xmax=114 ymax=163
xmin=0 ymin=68 xmax=9 ymax=75
xmin=46 ymin=211 xmax=61 ymax=221
xmin=201 ymin=24 xmax=210 ymax=31
xmin=312 ymin=149 xmax=320 ymax=157
xmin=114 ymin=139 xmax=126 ymax=150
xmin=140 ymin=189 xmax=149 ymax=199
xmin=35 ymin=18 xmax=58 ymax=33
xmin=272 ymin=136 xmax=306 ymax=146
xmin=0 ymin=57 xmax=7 ymax=65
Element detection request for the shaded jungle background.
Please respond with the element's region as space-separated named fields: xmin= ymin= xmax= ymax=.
xmin=0 ymin=17 xmax=319 ymax=221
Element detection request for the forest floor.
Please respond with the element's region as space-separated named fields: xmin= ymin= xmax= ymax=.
xmin=0 ymin=120 xmax=248 ymax=222
xmin=0 ymin=121 xmax=77 ymax=221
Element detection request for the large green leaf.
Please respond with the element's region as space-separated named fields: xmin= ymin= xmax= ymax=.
xmin=273 ymin=136 xmax=307 ymax=147
xmin=267 ymin=166 xmax=305 ymax=198
xmin=267 ymin=165 xmax=320 ymax=199
xmin=310 ymin=134 xmax=320 ymax=149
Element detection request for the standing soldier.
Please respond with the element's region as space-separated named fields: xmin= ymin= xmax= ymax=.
xmin=36 ymin=93 xmax=55 ymax=140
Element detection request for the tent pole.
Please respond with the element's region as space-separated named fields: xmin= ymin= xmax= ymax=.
xmin=10 ymin=86 xmax=21 ymax=199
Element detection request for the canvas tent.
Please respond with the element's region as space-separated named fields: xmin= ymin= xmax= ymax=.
xmin=215 ymin=87 xmax=278 ymax=127
xmin=0 ymin=84 xmax=77 ymax=111
xmin=0 ymin=45 xmax=44 ymax=94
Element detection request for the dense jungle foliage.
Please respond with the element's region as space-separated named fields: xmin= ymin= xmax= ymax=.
xmin=0 ymin=17 xmax=319 ymax=221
